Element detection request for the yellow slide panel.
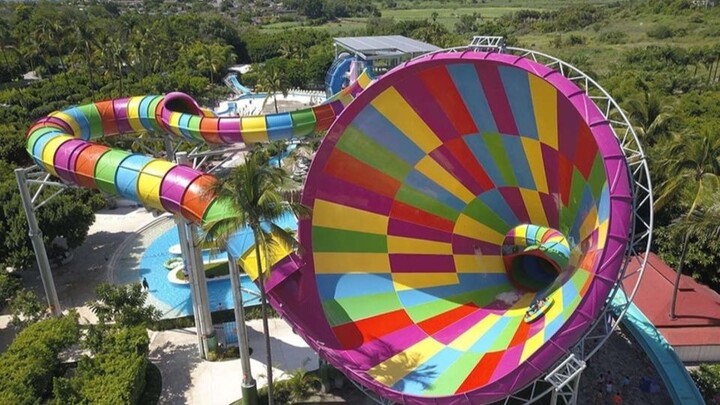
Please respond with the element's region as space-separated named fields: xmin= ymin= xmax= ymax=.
xmin=137 ymin=160 xmax=175 ymax=210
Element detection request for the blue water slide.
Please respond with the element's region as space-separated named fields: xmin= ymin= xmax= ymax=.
xmin=224 ymin=74 xmax=252 ymax=96
xmin=324 ymin=56 xmax=354 ymax=97
xmin=230 ymin=76 xmax=252 ymax=94
xmin=611 ymin=290 xmax=705 ymax=405
xmin=214 ymin=102 xmax=235 ymax=116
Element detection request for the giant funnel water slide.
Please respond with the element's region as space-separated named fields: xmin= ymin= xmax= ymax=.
xmin=25 ymin=51 xmax=636 ymax=404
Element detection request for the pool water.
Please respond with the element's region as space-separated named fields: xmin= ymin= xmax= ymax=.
xmin=268 ymin=143 xmax=298 ymax=167
xmin=139 ymin=225 xmax=261 ymax=318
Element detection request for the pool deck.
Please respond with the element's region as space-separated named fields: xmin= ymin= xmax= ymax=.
xmin=150 ymin=317 xmax=319 ymax=405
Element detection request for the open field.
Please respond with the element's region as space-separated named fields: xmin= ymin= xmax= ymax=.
xmin=260 ymin=0 xmax=620 ymax=33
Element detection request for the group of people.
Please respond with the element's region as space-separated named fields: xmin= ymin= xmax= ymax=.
xmin=594 ymin=371 xmax=631 ymax=405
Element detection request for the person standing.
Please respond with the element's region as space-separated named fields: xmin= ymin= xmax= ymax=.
xmin=142 ymin=277 xmax=149 ymax=291
xmin=612 ymin=392 xmax=623 ymax=405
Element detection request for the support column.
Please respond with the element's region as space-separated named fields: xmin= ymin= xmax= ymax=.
xmin=229 ymin=255 xmax=258 ymax=405
xmin=174 ymin=216 xmax=205 ymax=358
xmin=176 ymin=152 xmax=216 ymax=358
xmin=15 ymin=169 xmax=61 ymax=316
xmin=189 ymin=222 xmax=217 ymax=355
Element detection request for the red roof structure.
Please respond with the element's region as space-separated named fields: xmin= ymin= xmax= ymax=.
xmin=623 ymin=253 xmax=720 ymax=361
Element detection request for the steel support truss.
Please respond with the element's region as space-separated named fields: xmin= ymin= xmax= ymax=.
xmin=14 ymin=166 xmax=69 ymax=316
xmin=359 ymin=36 xmax=654 ymax=405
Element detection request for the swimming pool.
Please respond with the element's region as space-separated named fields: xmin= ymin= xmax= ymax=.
xmin=268 ymin=143 xmax=298 ymax=167
xmin=139 ymin=225 xmax=261 ymax=318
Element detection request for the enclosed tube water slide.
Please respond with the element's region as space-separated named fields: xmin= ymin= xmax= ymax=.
xmin=25 ymin=49 xmax=651 ymax=404
xmin=325 ymin=54 xmax=356 ymax=97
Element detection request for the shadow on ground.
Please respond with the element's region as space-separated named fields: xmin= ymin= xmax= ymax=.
xmin=150 ymin=334 xmax=201 ymax=405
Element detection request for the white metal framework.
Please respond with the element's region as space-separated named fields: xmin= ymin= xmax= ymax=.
xmin=355 ymin=36 xmax=654 ymax=405
xmin=469 ymin=35 xmax=507 ymax=51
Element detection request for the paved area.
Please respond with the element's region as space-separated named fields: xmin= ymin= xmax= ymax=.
xmin=150 ymin=318 xmax=318 ymax=405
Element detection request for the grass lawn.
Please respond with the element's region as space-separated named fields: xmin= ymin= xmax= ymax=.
xmin=260 ymin=0 xmax=619 ymax=33
xmin=513 ymin=9 xmax=720 ymax=76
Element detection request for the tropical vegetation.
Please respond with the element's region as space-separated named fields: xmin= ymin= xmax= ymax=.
xmin=0 ymin=283 xmax=160 ymax=403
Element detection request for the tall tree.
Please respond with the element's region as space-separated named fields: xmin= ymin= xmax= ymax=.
xmin=202 ymin=154 xmax=309 ymax=405
xmin=625 ymin=90 xmax=674 ymax=147
xmin=656 ymin=132 xmax=720 ymax=319
xmin=257 ymin=62 xmax=290 ymax=114
xmin=74 ymin=23 xmax=97 ymax=99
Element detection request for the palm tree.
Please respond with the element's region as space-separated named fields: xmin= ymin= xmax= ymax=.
xmin=625 ymin=90 xmax=675 ymax=147
xmin=656 ymin=132 xmax=720 ymax=319
xmin=105 ymin=37 xmax=129 ymax=96
xmin=257 ymin=65 xmax=289 ymax=114
xmin=74 ymin=24 xmax=97 ymax=99
xmin=202 ymin=154 xmax=310 ymax=405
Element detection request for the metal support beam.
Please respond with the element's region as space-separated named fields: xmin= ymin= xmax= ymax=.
xmin=174 ymin=216 xmax=205 ymax=358
xmin=15 ymin=168 xmax=62 ymax=316
xmin=189 ymin=222 xmax=217 ymax=355
xmin=164 ymin=136 xmax=175 ymax=162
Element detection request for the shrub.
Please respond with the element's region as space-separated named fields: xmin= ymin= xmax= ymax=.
xmin=149 ymin=304 xmax=276 ymax=331
xmin=9 ymin=289 xmax=47 ymax=329
xmin=0 ymin=313 xmax=80 ymax=403
xmin=0 ymin=271 xmax=21 ymax=309
xmin=54 ymin=326 xmax=150 ymax=404
xmin=565 ymin=34 xmax=586 ymax=46
xmin=690 ymin=364 xmax=720 ymax=402
xmin=597 ymin=31 xmax=628 ymax=44
xmin=284 ymin=368 xmax=321 ymax=402
xmin=647 ymin=24 xmax=675 ymax=39
xmin=258 ymin=380 xmax=292 ymax=405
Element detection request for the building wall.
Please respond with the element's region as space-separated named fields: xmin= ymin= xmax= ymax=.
xmin=676 ymin=345 xmax=720 ymax=363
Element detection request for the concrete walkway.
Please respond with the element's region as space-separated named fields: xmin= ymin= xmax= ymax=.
xmin=150 ymin=318 xmax=318 ymax=405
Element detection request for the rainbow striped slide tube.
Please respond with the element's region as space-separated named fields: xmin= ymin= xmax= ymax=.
xmin=501 ymin=224 xmax=571 ymax=292
xmin=25 ymin=75 xmax=373 ymax=227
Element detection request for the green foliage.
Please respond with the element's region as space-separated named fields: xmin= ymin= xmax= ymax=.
xmin=9 ymin=289 xmax=47 ymax=329
xmin=0 ymin=313 xmax=80 ymax=403
xmin=454 ymin=13 xmax=481 ymax=35
xmin=655 ymin=218 xmax=720 ymax=291
xmin=597 ymin=31 xmax=628 ymax=45
xmin=0 ymin=270 xmax=22 ymax=309
xmin=690 ymin=364 xmax=720 ymax=403
xmin=0 ymin=160 xmax=101 ymax=271
xmin=89 ymin=283 xmax=162 ymax=328
xmin=177 ymin=41 xmax=237 ymax=84
xmin=286 ymin=0 xmax=379 ymax=21
xmin=647 ymin=24 xmax=676 ymax=39
xmin=54 ymin=326 xmax=149 ymax=405
xmin=284 ymin=368 xmax=321 ymax=402
xmin=256 ymin=369 xmax=321 ymax=404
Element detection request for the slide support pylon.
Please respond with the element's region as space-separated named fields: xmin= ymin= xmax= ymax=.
xmin=15 ymin=168 xmax=62 ymax=316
